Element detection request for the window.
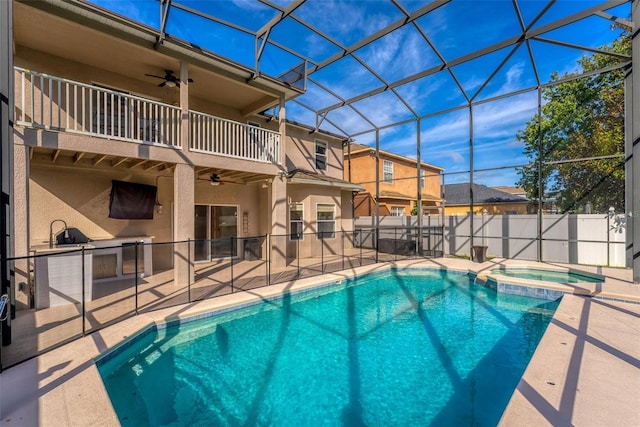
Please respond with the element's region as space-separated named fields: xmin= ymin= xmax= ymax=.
xmin=290 ymin=203 xmax=304 ymax=240
xmin=383 ymin=160 xmax=393 ymax=183
xmin=420 ymin=170 xmax=425 ymax=189
xmin=391 ymin=207 xmax=404 ymax=216
xmin=316 ymin=204 xmax=335 ymax=239
xmin=315 ymin=139 xmax=327 ymax=171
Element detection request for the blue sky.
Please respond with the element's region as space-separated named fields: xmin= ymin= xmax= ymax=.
xmin=90 ymin=0 xmax=630 ymax=187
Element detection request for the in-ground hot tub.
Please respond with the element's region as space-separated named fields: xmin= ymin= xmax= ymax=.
xmin=489 ymin=267 xmax=604 ymax=284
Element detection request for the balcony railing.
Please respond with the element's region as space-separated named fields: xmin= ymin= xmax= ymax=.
xmin=14 ymin=68 xmax=282 ymax=164
xmin=190 ymin=110 xmax=280 ymax=164
xmin=14 ymin=67 xmax=181 ymax=148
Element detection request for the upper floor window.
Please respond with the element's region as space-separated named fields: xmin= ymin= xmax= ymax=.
xmin=315 ymin=139 xmax=328 ymax=171
xmin=383 ymin=160 xmax=393 ymax=183
xmin=316 ymin=204 xmax=335 ymax=239
xmin=391 ymin=207 xmax=405 ymax=216
xmin=290 ymin=202 xmax=304 ymax=240
xmin=420 ymin=170 xmax=425 ymax=189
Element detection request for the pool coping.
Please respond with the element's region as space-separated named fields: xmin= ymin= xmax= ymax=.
xmin=1 ymin=258 xmax=638 ymax=426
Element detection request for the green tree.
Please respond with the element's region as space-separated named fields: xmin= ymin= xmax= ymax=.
xmin=516 ymin=31 xmax=629 ymax=213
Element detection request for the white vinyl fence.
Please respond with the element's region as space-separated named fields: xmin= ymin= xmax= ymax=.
xmin=355 ymin=213 xmax=626 ymax=267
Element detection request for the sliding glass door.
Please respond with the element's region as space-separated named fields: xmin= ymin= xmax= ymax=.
xmin=194 ymin=205 xmax=238 ymax=262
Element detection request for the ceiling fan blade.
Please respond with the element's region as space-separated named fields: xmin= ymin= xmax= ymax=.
xmin=145 ymin=74 xmax=165 ymax=79
xmin=158 ymin=81 xmax=166 ymax=87
xmin=188 ymin=78 xmax=194 ymax=83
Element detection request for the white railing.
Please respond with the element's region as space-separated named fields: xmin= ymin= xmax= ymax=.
xmin=189 ymin=110 xmax=280 ymax=164
xmin=14 ymin=67 xmax=181 ymax=148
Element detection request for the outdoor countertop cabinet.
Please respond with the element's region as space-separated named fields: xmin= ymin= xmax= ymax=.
xmin=32 ymin=247 xmax=93 ymax=309
xmin=31 ymin=236 xmax=153 ymax=309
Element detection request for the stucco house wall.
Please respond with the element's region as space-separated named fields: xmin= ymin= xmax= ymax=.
xmin=346 ymin=145 xmax=442 ymax=216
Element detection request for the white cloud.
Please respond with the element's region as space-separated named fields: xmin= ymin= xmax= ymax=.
xmin=326 ymin=106 xmax=372 ymax=135
xmin=296 ymin=0 xmax=378 ymax=42
xmin=356 ymin=26 xmax=438 ymax=82
xmin=351 ymin=92 xmax=415 ymax=128
xmin=473 ymin=93 xmax=537 ymax=138
xmin=460 ymin=75 xmax=486 ymax=95
xmin=444 ymin=151 xmax=465 ymax=164
xmin=421 ymin=112 xmax=470 ymax=145
xmin=505 ymin=62 xmax=524 ymax=88
xmin=361 ymin=90 xmax=538 ymax=170
xmin=304 ymin=33 xmax=333 ymax=61
xmin=297 ymin=82 xmax=342 ymax=110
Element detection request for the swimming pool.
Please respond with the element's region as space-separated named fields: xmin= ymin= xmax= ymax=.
xmin=97 ymin=268 xmax=558 ymax=426
xmin=490 ymin=267 xmax=603 ymax=284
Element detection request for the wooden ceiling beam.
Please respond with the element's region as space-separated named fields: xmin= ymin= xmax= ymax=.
xmin=112 ymin=157 xmax=129 ymax=168
xmin=130 ymin=159 xmax=147 ymax=169
xmin=93 ymin=154 xmax=108 ymax=166
xmin=73 ymin=152 xmax=85 ymax=164
xmin=145 ymin=162 xmax=166 ymax=171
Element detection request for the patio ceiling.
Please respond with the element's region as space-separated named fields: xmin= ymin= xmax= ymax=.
xmin=28 ymin=148 xmax=272 ymax=184
xmin=84 ymin=0 xmax=632 ymax=139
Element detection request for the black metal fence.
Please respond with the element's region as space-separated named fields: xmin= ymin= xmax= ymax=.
xmin=0 ymin=226 xmax=443 ymax=371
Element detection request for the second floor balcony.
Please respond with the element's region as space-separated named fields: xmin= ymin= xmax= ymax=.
xmin=14 ymin=67 xmax=281 ymax=165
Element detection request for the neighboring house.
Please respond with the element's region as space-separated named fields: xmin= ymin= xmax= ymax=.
xmin=443 ymin=183 xmax=530 ymax=215
xmin=345 ymin=143 xmax=443 ymax=217
xmin=492 ymin=186 xmax=527 ymax=198
xmin=9 ymin=0 xmax=361 ymax=309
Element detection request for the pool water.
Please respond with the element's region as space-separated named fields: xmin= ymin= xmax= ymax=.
xmin=97 ymin=269 xmax=558 ymax=426
xmin=490 ymin=267 xmax=603 ymax=284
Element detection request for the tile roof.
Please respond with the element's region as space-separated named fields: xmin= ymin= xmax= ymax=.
xmin=443 ymin=183 xmax=529 ymax=205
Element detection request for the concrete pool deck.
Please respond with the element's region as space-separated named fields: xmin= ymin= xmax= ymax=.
xmin=0 ymin=258 xmax=638 ymax=426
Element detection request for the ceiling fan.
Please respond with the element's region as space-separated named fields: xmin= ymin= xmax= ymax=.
xmin=144 ymin=70 xmax=193 ymax=88
xmin=205 ymin=173 xmax=245 ymax=186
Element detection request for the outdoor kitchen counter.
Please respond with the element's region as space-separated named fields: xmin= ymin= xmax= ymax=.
xmin=80 ymin=236 xmax=154 ymax=282
xmin=31 ymin=245 xmax=93 ymax=309
xmin=30 ymin=237 xmax=153 ymax=309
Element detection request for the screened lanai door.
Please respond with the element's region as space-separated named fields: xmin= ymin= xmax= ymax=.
xmin=194 ymin=205 xmax=238 ymax=262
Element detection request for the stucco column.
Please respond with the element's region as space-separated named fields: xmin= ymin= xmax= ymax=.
xmin=13 ymin=143 xmax=29 ymax=309
xmin=270 ymin=97 xmax=287 ymax=270
xmin=173 ymin=163 xmax=194 ymax=285
xmin=173 ymin=61 xmax=194 ymax=285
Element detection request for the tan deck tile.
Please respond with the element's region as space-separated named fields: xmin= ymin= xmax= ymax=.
xmin=499 ymin=295 xmax=640 ymax=426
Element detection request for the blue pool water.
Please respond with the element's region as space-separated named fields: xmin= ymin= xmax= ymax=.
xmin=490 ymin=267 xmax=603 ymax=284
xmin=97 ymin=268 xmax=558 ymax=426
